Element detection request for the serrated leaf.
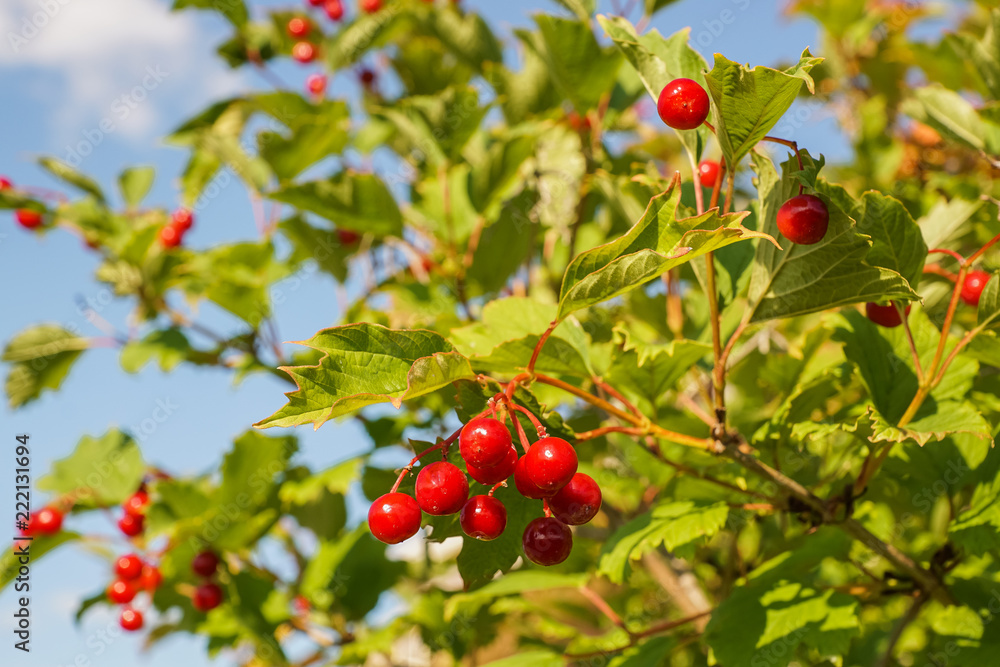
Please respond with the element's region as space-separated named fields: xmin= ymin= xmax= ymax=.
xmin=446 ymin=570 xmax=588 ymax=619
xmin=467 ymin=191 xmax=537 ymax=293
xmin=608 ymin=327 xmax=711 ymax=409
xmin=325 ymin=6 xmax=406 ymax=70
xmin=558 ymin=174 xmax=770 ymax=319
xmin=38 ymin=157 xmax=105 ymax=203
xmin=529 ymin=15 xmax=622 ymax=111
xmin=37 ymin=430 xmax=144 ymax=507
xmin=120 ymin=328 xmax=193 ymax=373
xmin=257 ymin=324 xmax=475 ymax=429
xmin=217 ymin=430 xmax=296 ymax=507
xmin=118 ymin=166 xmax=154 ymax=208
xmin=552 ymin=0 xmax=595 ymax=21
xmin=947 ymin=9 xmax=1000 ymax=99
xmin=270 ymin=172 xmax=403 ymax=237
xmin=3 ymin=325 xmax=88 ymax=408
xmin=256 ymin=99 xmax=351 ymax=181
xmin=951 ymin=471 xmax=1000 ymax=557
xmin=917 ymin=198 xmax=983 ymax=252
xmin=376 ymin=86 xmax=487 ymax=168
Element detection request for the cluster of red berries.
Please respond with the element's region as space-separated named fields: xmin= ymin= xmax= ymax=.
xmin=190 ymin=550 xmax=225 ymax=612
xmin=107 ymin=553 xmax=162 ymax=632
xmin=1 ymin=178 xmax=45 ymax=230
xmin=369 ymin=416 xmax=602 ymax=567
xmin=117 ymin=489 xmax=149 ymax=537
xmin=159 ymin=208 xmax=193 ymax=249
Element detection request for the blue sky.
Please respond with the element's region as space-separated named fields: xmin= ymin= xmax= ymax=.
xmin=0 ymin=1 xmax=825 ymax=664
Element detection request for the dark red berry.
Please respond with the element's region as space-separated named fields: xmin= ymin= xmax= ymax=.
xmin=865 ymin=302 xmax=911 ymax=328
xmin=337 ymin=228 xmax=360 ymax=245
xmin=514 ymin=455 xmax=556 ymax=499
xmin=467 ymin=446 xmax=517 ymax=485
xmin=28 ymin=507 xmax=63 ymax=535
xmin=0 ymin=177 xmax=12 ymax=190
xmin=139 ymin=565 xmax=162 ymax=591
xmin=459 ymin=418 xmax=512 ymax=469
xmin=548 ymin=473 xmax=602 ymax=525
xmin=120 ymin=608 xmax=143 ymax=632
xmin=368 ymin=492 xmax=422 ymax=544
xmin=107 ymin=579 xmax=137 ymax=604
xmin=777 ymin=194 xmax=829 ymax=245
xmin=193 ymin=582 xmax=223 ymax=612
xmin=292 ymin=41 xmax=317 ymax=63
xmin=123 ymin=490 xmax=149 ymax=517
xmin=159 ymin=224 xmax=183 ymax=248
xmin=359 ymin=68 xmax=376 ymax=87
xmin=522 ymin=517 xmax=573 ymax=566
xmin=962 ymin=270 xmax=992 ymax=306
xmin=115 ymin=554 xmax=144 ymax=580
xmin=657 ymin=78 xmax=710 ymax=131
xmin=414 ymin=461 xmax=469 ymax=515
xmin=287 ymin=17 xmax=311 ymax=38
xmin=308 ymin=0 xmax=324 ymax=5
xmin=523 ymin=437 xmax=578 ymax=492
xmin=118 ymin=513 xmax=144 ymax=537
xmin=191 ymin=550 xmax=220 ymax=578
xmin=460 ymin=495 xmax=507 ymax=540
xmin=324 ymin=0 xmax=344 ymax=20
xmin=698 ymin=160 xmax=720 ymax=187
xmin=15 ymin=209 xmax=43 ymax=229
xmin=171 ymin=208 xmax=193 ymax=231
xmin=360 ymin=0 xmax=382 ymax=12
xmin=307 ymin=74 xmax=327 ymax=96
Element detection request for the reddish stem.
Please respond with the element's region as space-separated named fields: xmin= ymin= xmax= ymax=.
xmin=966 ymin=231 xmax=1000 ymax=266
xmin=928 ymin=248 xmax=965 ymax=264
xmin=389 ymin=442 xmax=448 ymax=493
xmin=508 ymin=402 xmax=547 ymax=438
xmin=527 ymin=321 xmax=559 ymax=375
xmin=923 ymin=264 xmax=959 ymax=282
xmin=593 ymin=377 xmax=642 ymax=418
xmin=487 ymin=481 xmax=506 ymax=497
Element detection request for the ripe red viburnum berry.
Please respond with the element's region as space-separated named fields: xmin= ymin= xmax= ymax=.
xmin=107 ymin=579 xmax=138 ymax=604
xmin=522 ymin=517 xmax=573 ymax=566
xmin=115 ymin=554 xmax=144 ymax=580
xmin=523 ymin=437 xmax=578 ymax=492
xmin=414 ymin=461 xmax=469 ymax=515
xmin=961 ymin=270 xmax=991 ymax=306
xmin=776 ymin=194 xmax=829 ymax=245
xmin=698 ymin=160 xmax=720 ymax=187
xmin=567 ymin=111 xmax=591 ymax=133
xmin=657 ymin=78 xmax=710 ymax=130
xmin=360 ymin=0 xmax=382 ymax=13
xmin=359 ymin=68 xmax=376 ymax=87
xmin=368 ymin=492 xmax=422 ymax=544
xmin=159 ymin=224 xmax=183 ymax=249
xmin=191 ymin=550 xmax=220 ymax=578
xmin=292 ymin=41 xmax=317 ymax=63
xmin=548 ymin=473 xmax=602 ymax=525
xmin=171 ymin=208 xmax=194 ymax=231
xmin=865 ymin=302 xmax=911 ymax=328
xmin=28 ymin=507 xmax=63 ymax=535
xmin=337 ymin=228 xmax=360 ymax=245
xmin=460 ymin=495 xmax=507 ymax=540
xmin=307 ymin=0 xmax=324 ymax=6
xmin=287 ymin=17 xmax=311 ymax=38
xmin=459 ymin=418 xmax=512 ymax=469
xmin=15 ymin=209 xmax=43 ymax=229
xmin=466 ymin=446 xmax=517 ymax=485
xmin=119 ymin=608 xmax=143 ymax=632
xmin=139 ymin=565 xmax=162 ymax=591
xmin=123 ymin=490 xmax=149 ymax=517
xmin=293 ymin=595 xmax=310 ymax=613
xmin=324 ymin=0 xmax=344 ymax=20
xmin=0 ymin=176 xmax=12 ymax=190
xmin=118 ymin=513 xmax=144 ymax=537
xmin=192 ymin=582 xmax=223 ymax=612
xmin=514 ymin=454 xmax=556 ymax=499
xmin=306 ymin=74 xmax=327 ymax=96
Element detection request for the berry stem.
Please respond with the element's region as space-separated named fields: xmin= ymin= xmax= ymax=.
xmin=965 ymin=230 xmax=1000 ymax=266
xmin=487 ymin=481 xmax=506 ymax=497
xmin=389 ymin=442 xmax=448 ymax=493
xmin=575 ymin=425 xmax=647 ymax=440
xmin=761 ymin=135 xmax=804 ymax=193
xmin=923 ymin=264 xmax=959 ymax=282
xmin=526 ymin=320 xmax=558 ymax=375
xmin=928 ymin=248 xmax=965 ymax=264
xmin=507 ymin=402 xmax=547 ymax=438
xmin=510 ymin=407 xmax=533 ymax=453
xmin=591 ymin=377 xmax=642 ymax=418
xmin=577 ymin=586 xmax=626 ymax=630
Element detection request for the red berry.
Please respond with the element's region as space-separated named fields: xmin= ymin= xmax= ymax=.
xmin=548 ymin=473 xmax=602 ymax=525
xmin=962 ymin=270 xmax=992 ymax=306
xmin=28 ymin=507 xmax=63 ymax=535
xmin=776 ymin=194 xmax=829 ymax=245
xmin=523 ymin=437 xmax=578 ymax=492
xmin=337 ymin=228 xmax=360 ymax=245
xmin=466 ymin=446 xmax=517 ymax=485
xmin=191 ymin=550 xmax=220 ymax=578
xmin=0 ymin=177 xmax=12 ymax=190
xmin=292 ymin=41 xmax=317 ymax=63
xmin=287 ymin=17 xmax=311 ymax=38
xmin=115 ymin=554 xmax=144 ymax=580
xmin=514 ymin=455 xmax=556 ymax=499
xmin=414 ymin=462 xmax=469 ymax=515
xmin=306 ymin=74 xmax=327 ymax=96
xmin=324 ymin=0 xmax=344 ymax=19
xmin=159 ymin=224 xmax=183 ymax=248
xmin=698 ymin=160 xmax=720 ymax=187
xmin=118 ymin=513 xmax=144 ymax=537
xmin=368 ymin=492 xmax=422 ymax=544
xmin=171 ymin=208 xmax=193 ymax=231
xmin=308 ymin=0 xmax=324 ymax=5
xmin=459 ymin=418 xmax=512 ymax=469
xmin=360 ymin=0 xmax=382 ymax=13
xmin=522 ymin=517 xmax=573 ymax=566
xmin=123 ymin=490 xmax=149 ymax=517
xmin=139 ymin=565 xmax=162 ymax=591
xmin=15 ymin=209 xmax=43 ymax=229
xmin=865 ymin=302 xmax=911 ymax=328
xmin=119 ymin=608 xmax=143 ymax=632
xmin=657 ymin=78 xmax=710 ymax=131
xmin=107 ymin=579 xmax=138 ymax=604
xmin=192 ymin=582 xmax=223 ymax=612
xmin=359 ymin=68 xmax=376 ymax=87
xmin=293 ymin=595 xmax=310 ymax=613
xmin=460 ymin=495 xmax=507 ymax=540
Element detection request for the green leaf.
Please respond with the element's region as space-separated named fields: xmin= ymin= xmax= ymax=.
xmin=918 ymin=198 xmax=984 ymax=249
xmin=607 ymin=327 xmax=711 ymax=409
xmin=747 ymin=152 xmax=917 ymax=323
xmin=187 ymin=241 xmax=287 ymax=324
xmin=598 ymin=500 xmax=729 ymax=584
xmin=300 ymin=524 xmax=367 ymax=610
xmin=466 ymin=191 xmax=537 ymax=293
xmin=37 ymin=430 xmax=144 ymax=507
xmin=902 ymin=85 xmax=1000 ymax=154
xmin=172 ymin=0 xmax=247 ymax=26
xmin=704 ymin=50 xmax=821 ymax=168
xmin=118 ymin=166 xmax=155 ymax=208
xmin=38 ymin=157 xmax=106 ymax=203
xmin=529 ymin=15 xmax=623 ymax=110
xmin=256 ymin=98 xmax=351 ymax=181
xmin=256 ymin=324 xmax=475 ymax=429
xmin=217 ymin=430 xmax=297 ymax=507
xmin=420 ymin=7 xmax=502 ymax=73
xmin=951 ymin=471 xmax=1000 ymax=557
xmin=482 ymin=651 xmax=564 ymax=667
xmin=446 ymin=570 xmax=588 ymax=619
xmin=376 ymin=86 xmax=487 ymax=168
xmin=278 ymin=215 xmax=352 ymax=283
xmin=3 ymin=325 xmax=89 ymax=408
xmin=1 ymin=532 xmax=79 ymax=588
xmin=269 ymin=172 xmax=403 ymax=237
xmin=324 ymin=6 xmax=407 ymax=70
xmin=120 ymin=329 xmax=193 ymax=373
xmin=610 ymin=636 xmax=676 ymax=666
xmin=644 ymin=0 xmax=681 ymax=14
xmin=947 ymin=9 xmax=1000 ymax=99
xmin=977 ymin=273 xmax=1000 ymax=329
xmin=558 ymin=174 xmax=769 ymax=319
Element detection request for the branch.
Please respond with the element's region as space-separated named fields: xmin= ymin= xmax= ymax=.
xmin=878 ymin=594 xmax=926 ymax=667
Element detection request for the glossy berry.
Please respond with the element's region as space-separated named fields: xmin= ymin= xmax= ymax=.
xmin=306 ymin=74 xmax=327 ymax=96
xmin=523 ymin=437 xmax=578 ymax=492
xmin=118 ymin=513 xmax=144 ymax=537
xmin=961 ymin=270 xmax=991 ymax=306
xmin=337 ymin=228 xmax=360 ymax=245
xmin=120 ymin=608 xmax=143 ymax=632
xmin=107 ymin=579 xmax=137 ymax=604
xmin=115 ymin=554 xmax=144 ymax=580
xmin=460 ymin=495 xmax=507 ymax=540
xmin=776 ymin=194 xmax=829 ymax=245
xmin=123 ymin=490 xmax=149 ymax=517
xmin=414 ymin=462 xmax=469 ymax=515
xmin=287 ymin=17 xmax=311 ymax=38
xmin=0 ymin=176 xmax=12 ymax=190
xmin=292 ymin=41 xmax=316 ymax=63
xmin=514 ymin=455 xmax=556 ymax=499
xmin=159 ymin=224 xmax=183 ymax=248
xmin=522 ymin=517 xmax=573 ymax=566
xmin=657 ymin=78 xmax=710 ymax=130
xmin=191 ymin=550 xmax=220 ymax=578
xmin=549 ymin=473 xmax=602 ymax=525
xmin=139 ymin=565 xmax=162 ymax=591
xmin=28 ymin=507 xmax=63 ymax=535
xmin=698 ymin=160 xmax=721 ymax=187
xmin=368 ymin=492 xmax=422 ymax=544
xmin=360 ymin=0 xmax=382 ymax=12
xmin=192 ymin=582 xmax=224 ymax=612
xmin=865 ymin=302 xmax=911 ymax=328
xmin=466 ymin=446 xmax=517 ymax=485
xmin=171 ymin=208 xmax=194 ymax=231
xmin=15 ymin=209 xmax=43 ymax=229
xmin=324 ymin=0 xmax=344 ymax=20
xmin=459 ymin=418 xmax=513 ymax=469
